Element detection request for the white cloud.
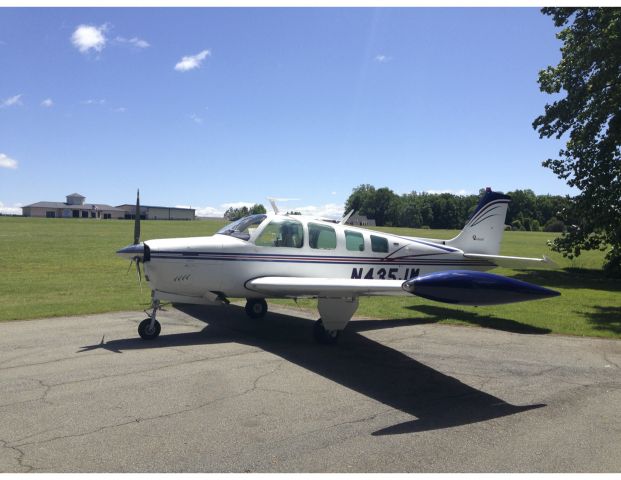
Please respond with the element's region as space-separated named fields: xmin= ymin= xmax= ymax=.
xmin=116 ymin=36 xmax=150 ymax=49
xmin=1 ymin=94 xmax=23 ymax=108
xmin=269 ymin=197 xmax=300 ymax=202
xmin=113 ymin=106 xmax=127 ymax=113
xmin=190 ymin=201 xmax=256 ymax=217
xmin=221 ymin=201 xmax=255 ymax=210
xmin=81 ymin=99 xmax=106 ymax=105
xmin=0 ymin=153 xmax=18 ymax=169
xmin=374 ymin=54 xmax=392 ymax=63
xmin=287 ymin=203 xmax=345 ymax=219
xmin=424 ymin=189 xmax=472 ymax=196
xmin=71 ymin=24 xmax=107 ymax=54
xmin=0 ymin=201 xmax=22 ymax=215
xmin=41 ymin=98 xmax=54 ymax=108
xmin=188 ymin=206 xmax=223 ymax=217
xmin=189 ymin=113 xmax=203 ymax=124
xmin=189 ymin=200 xmax=345 ymax=219
xmin=174 ymin=49 xmax=211 ymax=72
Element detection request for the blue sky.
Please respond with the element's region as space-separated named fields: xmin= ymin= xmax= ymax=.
xmin=0 ymin=7 xmax=567 ymax=217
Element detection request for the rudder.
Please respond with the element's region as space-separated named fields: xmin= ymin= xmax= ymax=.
xmin=446 ymin=188 xmax=511 ymax=255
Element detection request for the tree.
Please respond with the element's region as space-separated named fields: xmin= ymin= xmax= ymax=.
xmin=533 ymin=8 xmax=621 ymax=276
xmin=249 ymin=204 xmax=267 ymax=215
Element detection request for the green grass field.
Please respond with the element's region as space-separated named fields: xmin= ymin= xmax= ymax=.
xmin=1 ymin=216 xmax=619 ymax=338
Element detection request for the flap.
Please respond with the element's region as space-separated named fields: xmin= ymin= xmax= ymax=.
xmin=245 ymin=276 xmax=405 ymax=297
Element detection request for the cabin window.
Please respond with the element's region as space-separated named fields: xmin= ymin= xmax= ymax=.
xmin=370 ymin=235 xmax=388 ymax=253
xmin=345 ymin=230 xmax=364 ymax=252
xmin=255 ymin=218 xmax=304 ymax=248
xmin=309 ymin=223 xmax=337 ymax=250
xmin=217 ymin=214 xmax=267 ymax=241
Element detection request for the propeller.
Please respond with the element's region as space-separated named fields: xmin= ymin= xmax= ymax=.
xmin=121 ymin=189 xmax=144 ymax=292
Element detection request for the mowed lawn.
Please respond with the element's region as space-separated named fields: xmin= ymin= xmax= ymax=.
xmin=1 ymin=216 xmax=619 ymax=339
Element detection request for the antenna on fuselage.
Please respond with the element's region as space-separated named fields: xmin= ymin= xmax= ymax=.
xmin=267 ymin=197 xmax=280 ymax=214
xmin=339 ymin=209 xmax=355 ymax=225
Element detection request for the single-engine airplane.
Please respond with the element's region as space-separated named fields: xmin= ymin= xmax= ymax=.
xmin=117 ymin=188 xmax=560 ymax=344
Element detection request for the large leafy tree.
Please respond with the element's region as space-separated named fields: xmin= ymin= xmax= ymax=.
xmin=533 ymin=8 xmax=621 ymax=276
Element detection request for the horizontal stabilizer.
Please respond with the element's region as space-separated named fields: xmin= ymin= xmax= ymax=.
xmin=403 ymin=270 xmax=560 ymax=306
xmin=463 ymin=253 xmax=557 ymax=269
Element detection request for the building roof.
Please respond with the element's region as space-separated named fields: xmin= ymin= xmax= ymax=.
xmin=67 ymin=193 xmax=86 ymax=198
xmin=116 ymin=204 xmax=195 ymax=212
xmin=23 ymin=202 xmax=125 ymax=212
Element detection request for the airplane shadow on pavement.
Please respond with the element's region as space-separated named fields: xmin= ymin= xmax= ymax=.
xmin=79 ymin=304 xmax=544 ymax=436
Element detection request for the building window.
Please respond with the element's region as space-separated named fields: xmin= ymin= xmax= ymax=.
xmin=81 ymin=211 xmax=88 ymax=218
xmin=255 ymin=218 xmax=304 ymax=248
xmin=72 ymin=210 xmax=80 ymax=218
xmin=46 ymin=211 xmax=55 ymax=218
xmin=345 ymin=230 xmax=364 ymax=251
xmin=103 ymin=213 xmax=111 ymax=219
xmin=371 ymin=235 xmax=388 ymax=253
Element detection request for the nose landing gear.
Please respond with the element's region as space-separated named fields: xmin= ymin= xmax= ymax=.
xmin=138 ymin=298 xmax=162 ymax=340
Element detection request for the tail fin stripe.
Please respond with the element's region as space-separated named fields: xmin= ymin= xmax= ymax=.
xmin=471 ymin=213 xmax=503 ymax=228
xmin=468 ymin=201 xmax=509 ymax=226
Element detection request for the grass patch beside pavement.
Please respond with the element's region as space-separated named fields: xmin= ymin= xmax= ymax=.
xmin=1 ymin=217 xmax=619 ymax=339
xmin=0 ymin=216 xmax=226 ymax=321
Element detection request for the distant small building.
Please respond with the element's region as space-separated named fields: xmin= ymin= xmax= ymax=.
xmin=22 ymin=193 xmax=126 ymax=219
xmin=345 ymin=214 xmax=376 ymax=227
xmin=116 ymin=204 xmax=195 ymax=221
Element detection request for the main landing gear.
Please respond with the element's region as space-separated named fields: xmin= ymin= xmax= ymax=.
xmin=245 ymin=298 xmax=268 ymax=319
xmin=313 ymin=319 xmax=340 ymax=345
xmin=138 ymin=298 xmax=162 ymax=340
xmin=312 ymin=297 xmax=359 ymax=345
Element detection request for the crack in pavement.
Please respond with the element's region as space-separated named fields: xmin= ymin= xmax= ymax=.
xmin=8 ymin=362 xmax=286 ymax=452
xmin=603 ymin=353 xmax=620 ymax=370
xmin=0 ymin=439 xmax=34 ymax=473
xmin=0 ymin=352 xmax=111 ymax=372
xmin=2 ymin=346 xmax=267 ymax=412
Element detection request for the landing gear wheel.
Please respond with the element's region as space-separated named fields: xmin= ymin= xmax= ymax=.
xmin=313 ymin=318 xmax=340 ymax=345
xmin=245 ymin=298 xmax=268 ymax=319
xmin=138 ymin=318 xmax=161 ymax=340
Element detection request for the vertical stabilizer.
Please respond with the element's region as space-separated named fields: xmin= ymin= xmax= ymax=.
xmin=446 ymin=188 xmax=511 ymax=255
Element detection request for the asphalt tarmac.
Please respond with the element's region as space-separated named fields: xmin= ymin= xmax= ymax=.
xmin=1 ymin=303 xmax=620 ymax=472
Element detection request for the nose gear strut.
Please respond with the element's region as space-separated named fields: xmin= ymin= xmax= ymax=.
xmin=138 ymin=298 xmax=162 ymax=340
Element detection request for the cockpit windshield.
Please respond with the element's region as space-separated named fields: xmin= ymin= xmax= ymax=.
xmin=216 ymin=214 xmax=267 ymax=241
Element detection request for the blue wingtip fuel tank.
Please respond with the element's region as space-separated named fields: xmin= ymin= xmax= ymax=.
xmin=402 ymin=270 xmax=560 ymax=306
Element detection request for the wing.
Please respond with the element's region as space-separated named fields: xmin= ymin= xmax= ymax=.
xmin=463 ymin=253 xmax=557 ymax=269
xmin=245 ymin=277 xmax=405 ymax=297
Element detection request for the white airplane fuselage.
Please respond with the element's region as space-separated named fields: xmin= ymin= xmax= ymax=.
xmin=140 ymin=216 xmax=491 ymax=302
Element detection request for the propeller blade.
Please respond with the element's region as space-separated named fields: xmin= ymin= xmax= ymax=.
xmin=135 ymin=258 xmax=143 ymax=293
xmin=133 ymin=188 xmax=141 ymax=245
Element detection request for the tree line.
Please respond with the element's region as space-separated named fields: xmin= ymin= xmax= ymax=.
xmin=344 ymin=184 xmax=570 ymax=232
xmin=223 ymin=204 xmax=267 ymax=221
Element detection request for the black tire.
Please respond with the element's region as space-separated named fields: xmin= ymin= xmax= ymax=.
xmin=245 ymin=298 xmax=268 ymax=319
xmin=138 ymin=318 xmax=161 ymax=340
xmin=313 ymin=318 xmax=340 ymax=345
